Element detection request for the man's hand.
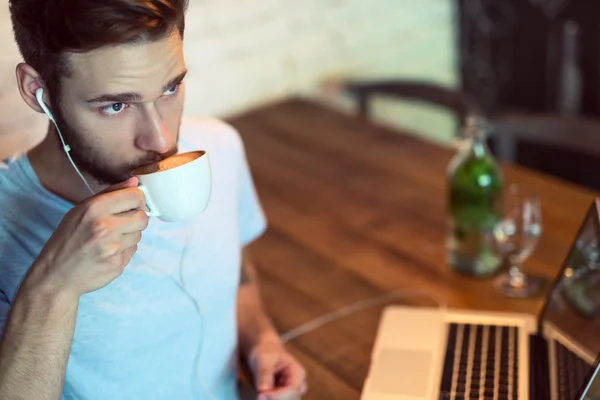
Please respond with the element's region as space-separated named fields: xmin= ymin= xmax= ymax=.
xmin=0 ymin=177 xmax=149 ymax=400
xmin=248 ymin=333 xmax=307 ymax=400
xmin=26 ymin=177 xmax=148 ymax=299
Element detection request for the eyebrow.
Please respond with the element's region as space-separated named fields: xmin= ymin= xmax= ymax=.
xmin=86 ymin=70 xmax=188 ymax=104
xmin=161 ymin=70 xmax=187 ymax=93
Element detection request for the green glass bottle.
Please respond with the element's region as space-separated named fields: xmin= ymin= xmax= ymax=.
xmin=447 ymin=115 xmax=503 ymax=276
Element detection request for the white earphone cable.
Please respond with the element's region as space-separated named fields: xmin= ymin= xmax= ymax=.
xmin=136 ymin=227 xmax=215 ymax=400
xmin=280 ymin=289 xmax=448 ymax=343
xmin=53 ymin=122 xmax=96 ymax=196
xmin=36 ymin=87 xmax=95 ymax=196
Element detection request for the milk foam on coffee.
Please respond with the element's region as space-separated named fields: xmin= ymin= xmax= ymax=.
xmin=135 ymin=151 xmax=202 ymax=175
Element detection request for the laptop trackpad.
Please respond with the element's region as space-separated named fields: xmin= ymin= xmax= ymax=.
xmin=369 ymin=349 xmax=431 ymax=396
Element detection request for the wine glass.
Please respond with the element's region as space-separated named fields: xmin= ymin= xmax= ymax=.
xmin=493 ymin=184 xmax=543 ymax=298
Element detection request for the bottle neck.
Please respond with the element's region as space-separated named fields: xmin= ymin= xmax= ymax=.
xmin=471 ymin=135 xmax=488 ymax=158
xmin=462 ymin=115 xmax=490 ymax=158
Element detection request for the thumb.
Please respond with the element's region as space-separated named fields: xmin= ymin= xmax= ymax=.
xmin=98 ymin=177 xmax=139 ymax=195
xmin=254 ymin=354 xmax=277 ymax=392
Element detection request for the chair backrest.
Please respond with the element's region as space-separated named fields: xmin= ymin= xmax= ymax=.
xmin=344 ymin=80 xmax=483 ymax=129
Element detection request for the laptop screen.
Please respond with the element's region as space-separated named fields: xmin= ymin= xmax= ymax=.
xmin=540 ymin=199 xmax=600 ymax=399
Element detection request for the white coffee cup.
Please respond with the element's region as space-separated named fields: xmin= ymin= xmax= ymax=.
xmin=131 ymin=150 xmax=211 ymax=222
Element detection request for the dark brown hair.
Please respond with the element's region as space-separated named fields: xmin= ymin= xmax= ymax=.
xmin=9 ymin=0 xmax=188 ymax=96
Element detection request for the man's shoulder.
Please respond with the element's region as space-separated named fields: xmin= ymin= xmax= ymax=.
xmin=0 ymin=155 xmax=23 ymax=174
xmin=0 ymin=157 xmax=41 ymax=292
xmin=179 ymin=116 xmax=244 ymax=153
xmin=0 ymin=155 xmax=52 ymax=230
xmin=0 ymin=155 xmax=29 ymax=199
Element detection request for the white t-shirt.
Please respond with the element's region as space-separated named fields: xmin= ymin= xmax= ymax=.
xmin=0 ymin=118 xmax=267 ymax=399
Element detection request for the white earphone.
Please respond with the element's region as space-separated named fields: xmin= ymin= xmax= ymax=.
xmin=35 ymin=87 xmax=56 ymax=123
xmin=35 ymin=87 xmax=95 ymax=195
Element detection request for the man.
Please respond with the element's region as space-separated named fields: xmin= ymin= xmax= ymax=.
xmin=0 ymin=0 xmax=306 ymax=399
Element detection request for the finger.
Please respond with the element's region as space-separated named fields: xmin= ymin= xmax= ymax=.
xmin=120 ymin=244 xmax=138 ymax=265
xmin=98 ymin=177 xmax=139 ymax=195
xmin=96 ymin=187 xmax=146 ymax=215
xmin=254 ymin=356 xmax=277 ymax=392
xmin=298 ymin=381 xmax=307 ymax=394
xmin=262 ymin=365 xmax=306 ymax=397
xmin=86 ymin=209 xmax=146 ymax=245
xmin=261 ymin=382 xmax=300 ymax=397
xmin=280 ymin=363 xmax=306 ymax=390
xmin=259 ymin=389 xmax=302 ymax=400
xmin=119 ymin=232 xmax=143 ymax=250
xmin=107 ymin=244 xmax=138 ymax=270
xmin=114 ymin=210 xmax=149 ymax=234
xmin=96 ymin=231 xmax=141 ymax=259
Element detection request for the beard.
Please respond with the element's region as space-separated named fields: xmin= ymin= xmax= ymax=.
xmin=50 ymin=101 xmax=179 ymax=185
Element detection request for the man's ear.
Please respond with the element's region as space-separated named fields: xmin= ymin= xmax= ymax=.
xmin=15 ymin=63 xmax=49 ymax=114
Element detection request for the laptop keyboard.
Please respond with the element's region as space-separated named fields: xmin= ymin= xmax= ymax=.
xmin=439 ymin=323 xmax=519 ymax=399
xmin=554 ymin=340 xmax=591 ymax=400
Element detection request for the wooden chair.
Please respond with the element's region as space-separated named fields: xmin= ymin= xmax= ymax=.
xmin=344 ymin=80 xmax=482 ymax=137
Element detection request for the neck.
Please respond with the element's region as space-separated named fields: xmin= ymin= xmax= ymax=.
xmin=27 ymin=127 xmax=105 ymax=204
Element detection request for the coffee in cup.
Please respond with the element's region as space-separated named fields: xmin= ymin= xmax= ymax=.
xmin=132 ymin=150 xmax=211 ymax=222
xmin=134 ymin=152 xmax=201 ymax=174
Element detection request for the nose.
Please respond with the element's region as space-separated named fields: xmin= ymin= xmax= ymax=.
xmin=135 ymin=105 xmax=175 ymax=154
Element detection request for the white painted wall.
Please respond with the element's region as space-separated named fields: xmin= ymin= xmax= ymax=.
xmin=0 ymin=6 xmax=48 ymax=158
xmin=0 ymin=0 xmax=457 ymax=158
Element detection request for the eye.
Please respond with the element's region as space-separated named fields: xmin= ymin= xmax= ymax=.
xmin=163 ymin=84 xmax=180 ymax=96
xmin=102 ymin=103 xmax=128 ymax=116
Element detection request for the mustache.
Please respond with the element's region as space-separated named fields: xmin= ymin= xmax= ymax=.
xmin=157 ymin=146 xmax=179 ymax=160
xmin=132 ymin=146 xmax=179 ymax=169
xmin=127 ymin=146 xmax=179 ymax=171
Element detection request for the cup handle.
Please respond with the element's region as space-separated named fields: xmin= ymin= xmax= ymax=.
xmin=138 ymin=185 xmax=160 ymax=218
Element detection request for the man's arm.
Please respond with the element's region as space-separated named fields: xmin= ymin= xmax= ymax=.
xmin=0 ymin=179 xmax=147 ymax=399
xmin=237 ymin=249 xmax=307 ymax=398
xmin=236 ymin=249 xmax=278 ymax=356
xmin=0 ymin=280 xmax=78 ymax=400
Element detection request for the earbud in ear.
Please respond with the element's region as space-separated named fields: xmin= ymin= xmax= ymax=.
xmin=33 ymin=87 xmax=93 ymax=194
xmin=35 ymin=87 xmax=69 ymax=152
xmin=35 ymin=87 xmax=55 ymax=122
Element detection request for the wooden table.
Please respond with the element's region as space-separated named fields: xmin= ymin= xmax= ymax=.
xmin=227 ymin=98 xmax=597 ymax=399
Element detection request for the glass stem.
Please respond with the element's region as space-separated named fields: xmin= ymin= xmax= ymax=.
xmin=508 ymin=263 xmax=526 ymax=288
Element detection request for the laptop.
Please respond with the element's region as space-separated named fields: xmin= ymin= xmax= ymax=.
xmin=361 ymin=199 xmax=600 ymax=400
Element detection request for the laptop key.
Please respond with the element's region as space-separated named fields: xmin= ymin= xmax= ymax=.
xmin=439 ymin=323 xmax=522 ymax=400
xmin=460 ymin=325 xmax=471 ymax=369
xmin=497 ymin=383 xmax=510 ymax=393
xmin=500 ymin=327 xmax=509 ymax=385
xmin=474 ymin=325 xmax=483 ymax=352
xmin=469 ymin=383 xmax=480 ymax=393
xmin=439 ymin=323 xmax=458 ymax=394
xmin=511 ymin=327 xmax=519 ymax=398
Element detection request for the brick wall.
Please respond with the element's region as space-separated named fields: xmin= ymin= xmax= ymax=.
xmin=183 ymin=0 xmax=457 ymax=119
xmin=0 ymin=0 xmax=456 ymax=157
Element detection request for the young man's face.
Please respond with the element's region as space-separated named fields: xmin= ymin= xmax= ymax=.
xmin=51 ymin=32 xmax=186 ymax=184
